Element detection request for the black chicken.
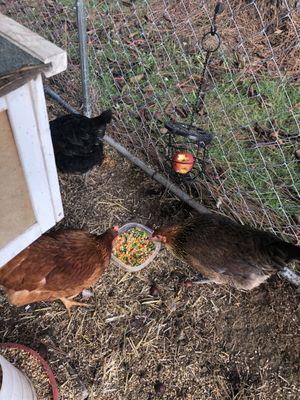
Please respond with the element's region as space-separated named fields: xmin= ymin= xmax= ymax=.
xmin=152 ymin=213 xmax=300 ymax=290
xmin=50 ymin=110 xmax=112 ymax=173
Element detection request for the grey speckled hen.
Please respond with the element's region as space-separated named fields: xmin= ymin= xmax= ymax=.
xmin=152 ymin=213 xmax=300 ymax=290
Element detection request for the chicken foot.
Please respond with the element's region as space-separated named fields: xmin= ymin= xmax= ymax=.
xmin=60 ymin=296 xmax=92 ymax=317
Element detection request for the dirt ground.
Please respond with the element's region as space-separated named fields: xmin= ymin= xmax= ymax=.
xmin=0 ymin=134 xmax=299 ymax=399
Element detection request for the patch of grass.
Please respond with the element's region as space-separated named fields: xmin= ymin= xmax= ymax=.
xmin=202 ymin=73 xmax=299 ymax=220
xmin=89 ymin=19 xmax=299 ymax=223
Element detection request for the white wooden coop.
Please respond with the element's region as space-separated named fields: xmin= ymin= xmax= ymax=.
xmin=0 ymin=13 xmax=67 ymax=268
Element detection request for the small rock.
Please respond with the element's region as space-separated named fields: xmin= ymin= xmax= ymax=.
xmin=295 ymin=149 xmax=300 ymax=160
xmin=159 ymin=127 xmax=168 ymax=134
xmin=154 ymin=381 xmax=166 ymax=395
xmin=81 ymin=289 xmax=94 ymax=299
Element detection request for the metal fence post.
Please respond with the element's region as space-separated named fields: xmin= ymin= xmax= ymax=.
xmin=76 ymin=0 xmax=91 ymax=117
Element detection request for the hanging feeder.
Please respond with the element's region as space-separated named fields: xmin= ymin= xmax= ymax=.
xmin=163 ymin=2 xmax=224 ymax=182
xmin=165 ymin=121 xmax=213 ymax=181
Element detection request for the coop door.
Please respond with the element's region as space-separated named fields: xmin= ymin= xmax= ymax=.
xmin=0 ymin=110 xmax=36 ymax=248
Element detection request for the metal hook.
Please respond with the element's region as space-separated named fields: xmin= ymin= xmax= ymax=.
xmin=201 ymin=31 xmax=221 ymax=53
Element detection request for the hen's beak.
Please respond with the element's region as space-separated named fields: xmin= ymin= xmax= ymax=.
xmin=151 ymin=234 xmax=167 ymax=243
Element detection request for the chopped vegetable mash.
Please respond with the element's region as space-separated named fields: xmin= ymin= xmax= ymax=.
xmin=113 ymin=227 xmax=155 ymax=267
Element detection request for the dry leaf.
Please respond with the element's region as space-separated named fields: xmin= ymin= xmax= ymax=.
xmin=288 ymin=102 xmax=300 ymax=112
xmin=293 ymin=215 xmax=300 ymax=224
xmin=129 ymin=73 xmax=144 ymax=83
xmin=175 ymin=106 xmax=188 ymax=118
xmin=144 ymin=84 xmax=154 ymax=93
xmin=177 ymin=85 xmax=197 ymax=94
xmin=164 ymin=102 xmax=175 ymax=116
xmin=153 ymin=112 xmax=164 ymax=122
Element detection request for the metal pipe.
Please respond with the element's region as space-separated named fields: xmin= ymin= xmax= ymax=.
xmin=76 ymin=0 xmax=91 ymax=117
xmin=104 ymin=136 xmax=210 ymax=214
xmin=45 ymin=88 xmax=210 ymax=215
xmin=45 ymin=86 xmax=79 ymax=114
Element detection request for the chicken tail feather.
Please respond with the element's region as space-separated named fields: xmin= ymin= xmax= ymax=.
xmin=279 ymin=267 xmax=300 ymax=287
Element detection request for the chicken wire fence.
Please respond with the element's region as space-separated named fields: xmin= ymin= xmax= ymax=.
xmin=2 ymin=0 xmax=299 ymax=241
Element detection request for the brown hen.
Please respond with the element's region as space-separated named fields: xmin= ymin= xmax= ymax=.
xmin=152 ymin=213 xmax=300 ymax=290
xmin=0 ymin=227 xmax=118 ymax=314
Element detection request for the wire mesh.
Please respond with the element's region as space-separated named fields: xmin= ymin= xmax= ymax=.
xmin=1 ymin=0 xmax=82 ymax=110
xmin=1 ymin=0 xmax=299 ymax=241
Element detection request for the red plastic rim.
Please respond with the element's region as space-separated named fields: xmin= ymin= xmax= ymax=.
xmin=0 ymin=342 xmax=59 ymax=400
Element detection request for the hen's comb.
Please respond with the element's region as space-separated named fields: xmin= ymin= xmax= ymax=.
xmin=113 ymin=225 xmax=119 ymax=232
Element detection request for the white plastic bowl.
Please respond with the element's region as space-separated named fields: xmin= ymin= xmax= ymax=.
xmin=0 ymin=354 xmax=37 ymax=400
xmin=111 ymin=222 xmax=161 ymax=272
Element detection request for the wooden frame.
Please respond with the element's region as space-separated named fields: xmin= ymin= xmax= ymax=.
xmin=0 ymin=79 xmax=63 ymax=268
xmin=29 ymin=75 xmax=63 ymax=221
